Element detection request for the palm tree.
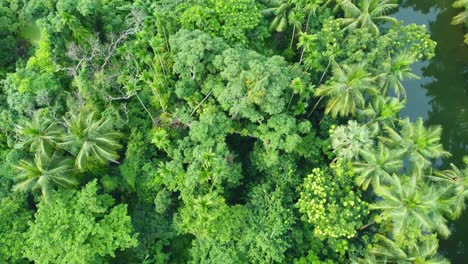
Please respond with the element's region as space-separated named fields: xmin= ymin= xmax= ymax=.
xmin=262 ymin=1 xmax=295 ymax=32
xmin=370 ymin=174 xmax=451 ymax=239
xmin=350 ymin=253 xmax=380 ymax=264
xmin=262 ymin=0 xmax=306 ymax=48
xmin=452 ymin=0 xmax=468 ymax=44
xmin=368 ymin=234 xmax=450 ymax=264
xmin=380 ymin=118 xmax=450 ymax=172
xmin=298 ymin=0 xmax=325 ymax=28
xmin=15 ymin=111 xmax=65 ymax=157
xmin=13 ymin=152 xmax=77 ymax=200
xmin=315 ymin=61 xmax=377 ymax=117
xmin=353 ymin=143 xmax=404 ymax=190
xmin=452 ymin=0 xmax=468 ymax=26
xmin=358 ymin=95 xmax=405 ymax=125
xmin=60 ymin=111 xmax=122 ymax=171
xmin=428 ymin=157 xmax=468 ymax=219
xmin=176 ymin=193 xmax=226 ymax=238
xmin=297 ymin=31 xmax=318 ymax=64
xmin=377 ymin=53 xmax=419 ymax=98
xmin=288 ymin=9 xmax=305 ymax=48
xmin=338 ymin=0 xmax=398 ymax=35
xmin=331 ymin=120 xmax=374 ymax=161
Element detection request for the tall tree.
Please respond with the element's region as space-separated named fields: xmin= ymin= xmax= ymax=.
xmin=368 ymin=234 xmax=449 ymax=264
xmin=331 ymin=120 xmax=374 ymax=161
xmin=15 ymin=111 xmax=64 ymax=157
xmin=0 ymin=0 xmax=19 ymax=76
xmin=13 ymin=152 xmax=77 ymax=200
xmin=315 ymin=61 xmax=376 ymax=118
xmin=262 ymin=0 xmax=296 ymax=32
xmin=0 ymin=195 xmax=32 ymax=263
xmin=381 ymin=118 xmax=450 ymax=172
xmin=338 ymin=0 xmax=398 ymax=35
xmin=23 ymin=180 xmax=138 ymax=264
xmin=353 ymin=143 xmax=404 ymax=190
xmin=452 ymin=0 xmax=468 ymax=44
xmin=358 ymin=96 xmax=405 ymax=125
xmin=370 ymin=174 xmax=450 ymax=239
xmin=262 ymin=0 xmax=306 ymax=48
xmin=297 ymin=163 xmax=368 ymax=241
xmin=377 ymin=53 xmax=419 ymax=98
xmin=60 ymin=111 xmax=122 ymax=171
xmin=429 ymin=157 xmax=468 ymax=219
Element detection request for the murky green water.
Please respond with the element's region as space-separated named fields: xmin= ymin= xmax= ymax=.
xmin=394 ymin=1 xmax=468 ymax=262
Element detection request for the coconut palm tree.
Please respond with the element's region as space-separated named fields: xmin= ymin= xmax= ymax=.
xmin=262 ymin=0 xmax=306 ymax=48
xmin=378 ymin=53 xmax=419 ymax=98
xmin=368 ymin=234 xmax=450 ymax=264
xmin=380 ymin=118 xmax=451 ymax=172
xmin=358 ymin=95 xmax=406 ymax=125
xmin=13 ymin=152 xmax=77 ymax=200
xmin=338 ymin=0 xmax=398 ymax=35
xmin=353 ymin=143 xmax=404 ymax=190
xmin=452 ymin=0 xmax=468 ymax=26
xmin=60 ymin=111 xmax=122 ymax=171
xmin=452 ymin=0 xmax=468 ymax=43
xmin=315 ymin=61 xmax=377 ymax=117
xmin=370 ymin=174 xmax=451 ymax=239
xmin=350 ymin=253 xmax=380 ymax=264
xmin=261 ymin=0 xmax=295 ymax=32
xmin=428 ymin=157 xmax=468 ymax=219
xmin=260 ymin=0 xmax=296 ymax=32
xmin=15 ymin=111 xmax=65 ymax=157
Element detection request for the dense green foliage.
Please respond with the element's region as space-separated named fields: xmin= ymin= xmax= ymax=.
xmin=0 ymin=0 xmax=466 ymax=263
xmin=24 ymin=181 xmax=138 ymax=264
xmin=452 ymin=0 xmax=468 ymax=44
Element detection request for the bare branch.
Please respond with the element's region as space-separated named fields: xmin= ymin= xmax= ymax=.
xmin=190 ymin=90 xmax=212 ymax=117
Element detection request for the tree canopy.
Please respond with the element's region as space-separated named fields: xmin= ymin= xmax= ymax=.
xmin=0 ymin=0 xmax=465 ymax=263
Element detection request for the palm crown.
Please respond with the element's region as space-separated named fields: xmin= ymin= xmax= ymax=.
xmin=315 ymin=61 xmax=376 ymax=117
xmin=381 ymin=118 xmax=450 ymax=172
xmin=338 ymin=0 xmax=398 ymax=35
xmin=262 ymin=0 xmax=295 ymax=32
xmin=13 ymin=152 xmax=77 ymax=200
xmin=452 ymin=0 xmax=468 ymax=26
xmin=60 ymin=112 xmax=122 ymax=171
xmin=378 ymin=53 xmax=419 ymax=98
xmin=429 ymin=157 xmax=468 ymax=219
xmin=358 ymin=95 xmax=406 ymax=125
xmin=331 ymin=120 xmax=374 ymax=161
xmin=353 ymin=143 xmax=404 ymax=190
xmin=15 ymin=111 xmax=64 ymax=157
xmin=368 ymin=234 xmax=449 ymax=264
xmin=370 ymin=174 xmax=450 ymax=239
xmin=452 ymin=0 xmax=468 ymax=43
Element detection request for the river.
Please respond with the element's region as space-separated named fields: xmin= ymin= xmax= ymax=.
xmin=394 ymin=0 xmax=468 ymax=262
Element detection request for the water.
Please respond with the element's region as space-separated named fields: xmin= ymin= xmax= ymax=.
xmin=394 ymin=0 xmax=468 ymax=262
